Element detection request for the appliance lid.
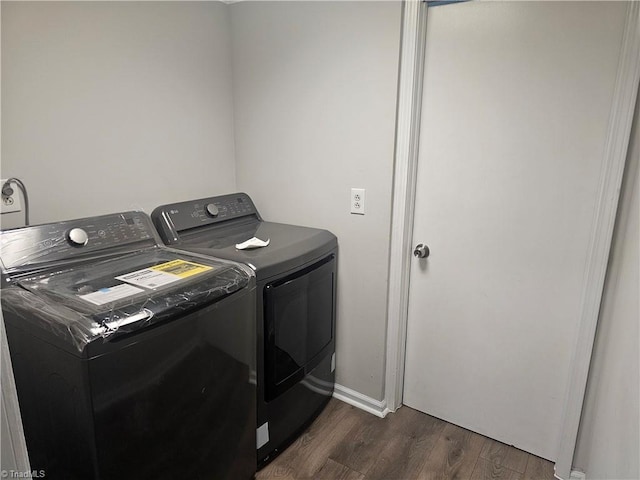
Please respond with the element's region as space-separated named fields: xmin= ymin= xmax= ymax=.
xmin=2 ymin=248 xmax=253 ymax=352
xmin=178 ymin=221 xmax=337 ymax=279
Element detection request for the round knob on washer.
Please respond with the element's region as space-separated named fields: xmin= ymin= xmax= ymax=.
xmin=68 ymin=228 xmax=89 ymax=246
xmin=205 ymin=204 xmax=219 ymax=217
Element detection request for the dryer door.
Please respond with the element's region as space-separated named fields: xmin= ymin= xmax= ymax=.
xmin=264 ymin=254 xmax=336 ymax=401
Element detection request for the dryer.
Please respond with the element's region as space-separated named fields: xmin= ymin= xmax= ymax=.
xmin=1 ymin=211 xmax=256 ymax=479
xmin=152 ymin=193 xmax=337 ymax=467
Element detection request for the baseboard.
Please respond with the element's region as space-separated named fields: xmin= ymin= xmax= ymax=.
xmin=332 ymin=384 xmax=390 ymax=418
xmin=554 ymin=468 xmax=586 ymax=480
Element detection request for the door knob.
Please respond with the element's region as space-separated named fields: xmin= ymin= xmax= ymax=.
xmin=414 ymin=244 xmax=430 ymax=258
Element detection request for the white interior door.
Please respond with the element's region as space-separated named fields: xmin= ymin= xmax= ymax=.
xmin=403 ymin=1 xmax=631 ymax=461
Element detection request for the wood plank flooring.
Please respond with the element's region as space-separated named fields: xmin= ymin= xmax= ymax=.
xmin=256 ymin=399 xmax=555 ymax=480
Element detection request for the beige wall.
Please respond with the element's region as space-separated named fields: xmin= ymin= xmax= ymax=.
xmin=230 ymin=1 xmax=401 ymax=400
xmin=573 ymin=89 xmax=640 ymax=479
xmin=1 ymin=1 xmax=237 ymax=228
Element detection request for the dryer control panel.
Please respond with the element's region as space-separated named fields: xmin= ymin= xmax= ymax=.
xmin=152 ymin=193 xmax=261 ymax=239
xmin=0 ymin=212 xmax=155 ymax=273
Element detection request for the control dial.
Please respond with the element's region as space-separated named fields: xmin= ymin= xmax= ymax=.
xmin=67 ymin=228 xmax=89 ymax=247
xmin=205 ymin=203 xmax=219 ymax=217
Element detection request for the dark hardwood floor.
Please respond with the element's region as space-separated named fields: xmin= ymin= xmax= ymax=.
xmin=256 ymin=399 xmax=555 ymax=480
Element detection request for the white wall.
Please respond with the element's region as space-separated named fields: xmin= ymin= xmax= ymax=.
xmin=230 ymin=1 xmax=401 ymax=400
xmin=1 ymin=1 xmax=236 ymax=228
xmin=572 ymin=90 xmax=640 ymax=478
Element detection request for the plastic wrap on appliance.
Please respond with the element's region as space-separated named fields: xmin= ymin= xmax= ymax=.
xmin=2 ymin=249 xmax=255 ymax=352
xmin=0 ymin=233 xmax=69 ymax=271
xmin=2 ymin=288 xmax=102 ymax=352
xmin=0 ymin=211 xmax=156 ymax=275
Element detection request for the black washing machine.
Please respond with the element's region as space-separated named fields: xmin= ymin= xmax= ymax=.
xmin=152 ymin=193 xmax=337 ymax=467
xmin=1 ymin=211 xmax=256 ymax=480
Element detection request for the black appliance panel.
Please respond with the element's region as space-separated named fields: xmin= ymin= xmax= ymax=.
xmin=181 ymin=217 xmax=261 ymax=250
xmin=152 ymin=193 xmax=260 ymax=243
xmin=0 ymin=211 xmax=155 ymax=275
xmin=90 ymin=293 xmax=255 ymax=480
xmin=264 ymin=254 xmax=335 ymax=401
xmin=6 ymin=289 xmax=256 ymax=480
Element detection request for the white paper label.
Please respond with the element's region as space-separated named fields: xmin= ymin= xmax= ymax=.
xmin=79 ymin=283 xmax=145 ymax=306
xmin=257 ymin=422 xmax=269 ymax=449
xmin=115 ymin=268 xmax=181 ymax=289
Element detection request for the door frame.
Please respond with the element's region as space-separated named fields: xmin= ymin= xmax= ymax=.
xmin=1 ymin=312 xmax=31 ymax=472
xmin=384 ymin=1 xmax=640 ymax=478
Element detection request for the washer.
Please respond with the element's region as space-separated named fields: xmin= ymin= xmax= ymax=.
xmin=152 ymin=193 xmax=337 ymax=467
xmin=1 ymin=211 xmax=256 ymax=480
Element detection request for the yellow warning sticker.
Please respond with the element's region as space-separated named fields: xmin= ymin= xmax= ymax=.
xmin=115 ymin=260 xmax=214 ymax=289
xmin=150 ymin=259 xmax=213 ymax=278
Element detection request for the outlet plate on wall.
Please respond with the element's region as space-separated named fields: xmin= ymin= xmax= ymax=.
xmin=1 ymin=180 xmax=22 ymax=214
xmin=351 ymin=188 xmax=365 ymax=215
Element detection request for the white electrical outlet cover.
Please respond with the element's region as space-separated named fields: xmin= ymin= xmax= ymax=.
xmin=351 ymin=188 xmax=365 ymax=215
xmin=1 ymin=179 xmax=22 ymax=214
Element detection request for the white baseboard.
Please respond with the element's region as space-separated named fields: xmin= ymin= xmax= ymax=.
xmin=332 ymin=384 xmax=390 ymax=418
xmin=554 ymin=468 xmax=586 ymax=480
